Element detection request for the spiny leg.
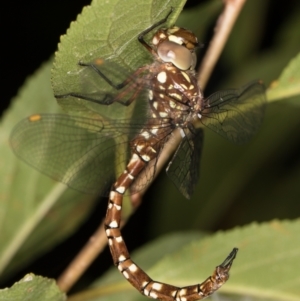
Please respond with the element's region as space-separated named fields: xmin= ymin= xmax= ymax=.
xmin=104 ymin=153 xmax=238 ymax=301
xmin=55 ymin=65 xmax=147 ymax=106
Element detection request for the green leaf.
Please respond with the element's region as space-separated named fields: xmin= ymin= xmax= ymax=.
xmin=51 ymin=0 xmax=186 ymax=116
xmin=69 ymin=220 xmax=300 ymax=301
xmin=0 ymin=61 xmax=98 ymax=278
xmin=267 ymin=52 xmax=300 ymax=102
xmin=0 ymin=274 xmax=66 ymax=301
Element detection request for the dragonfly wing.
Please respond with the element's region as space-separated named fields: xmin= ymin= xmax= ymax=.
xmin=166 ymin=127 xmax=204 ymax=199
xmin=10 ymin=114 xmax=140 ymax=195
xmin=202 ymin=80 xmax=266 ymax=143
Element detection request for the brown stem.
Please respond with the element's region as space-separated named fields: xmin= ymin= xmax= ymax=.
xmin=57 ymin=214 xmax=133 ymax=292
xmin=198 ymin=0 xmax=247 ymax=88
xmin=57 ymin=220 xmax=107 ymax=292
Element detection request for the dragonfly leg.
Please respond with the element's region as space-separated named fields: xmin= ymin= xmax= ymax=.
xmin=55 ymin=64 xmax=148 ymax=106
xmin=138 ymin=8 xmax=173 ymax=54
xmin=78 ymin=61 xmax=135 ymax=90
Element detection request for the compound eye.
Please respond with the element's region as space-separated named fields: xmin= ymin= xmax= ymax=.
xmin=157 ymin=41 xmax=196 ymax=70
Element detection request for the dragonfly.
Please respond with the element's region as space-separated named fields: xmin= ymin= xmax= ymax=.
xmin=10 ymin=8 xmax=265 ymax=300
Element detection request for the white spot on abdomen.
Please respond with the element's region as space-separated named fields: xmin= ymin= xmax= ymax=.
xmin=129 ymin=263 xmax=138 ymax=272
xmin=118 ymin=255 xmax=126 ymax=261
xmin=150 ymin=292 xmax=158 ymax=299
xmin=152 ymin=282 xmax=163 ymax=290
xmin=116 ymin=186 xmax=125 ymax=194
xmin=109 ymin=221 xmax=118 ymax=228
xmin=116 ymin=236 xmax=123 ymax=242
xmin=141 ymin=154 xmax=151 ymax=162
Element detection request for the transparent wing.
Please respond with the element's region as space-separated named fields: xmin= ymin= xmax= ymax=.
xmin=10 ymin=114 xmax=170 ymax=195
xmin=166 ymin=128 xmax=204 ymax=199
xmin=11 ymin=58 xmax=176 ymax=196
xmin=201 ymin=80 xmax=266 ymax=143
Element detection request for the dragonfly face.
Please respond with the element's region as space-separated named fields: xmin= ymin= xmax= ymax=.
xmin=153 ymin=26 xmax=198 ymax=70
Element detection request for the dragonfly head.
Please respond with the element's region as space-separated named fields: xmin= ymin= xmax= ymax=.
xmin=152 ymin=26 xmax=198 ymax=71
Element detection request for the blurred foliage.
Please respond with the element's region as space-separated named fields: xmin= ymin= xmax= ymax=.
xmin=0 ymin=274 xmax=66 ymax=301
xmin=0 ymin=0 xmax=300 ymax=300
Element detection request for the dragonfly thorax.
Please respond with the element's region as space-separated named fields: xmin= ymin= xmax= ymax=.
xmin=149 ymin=62 xmax=203 ymax=127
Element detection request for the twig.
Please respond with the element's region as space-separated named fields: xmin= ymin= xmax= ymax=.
xmin=57 ymin=0 xmax=247 ymax=292
xmin=198 ymin=0 xmax=247 ymax=88
xmin=57 ymin=214 xmax=132 ymax=292
xmin=57 ymin=220 xmax=107 ymax=292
